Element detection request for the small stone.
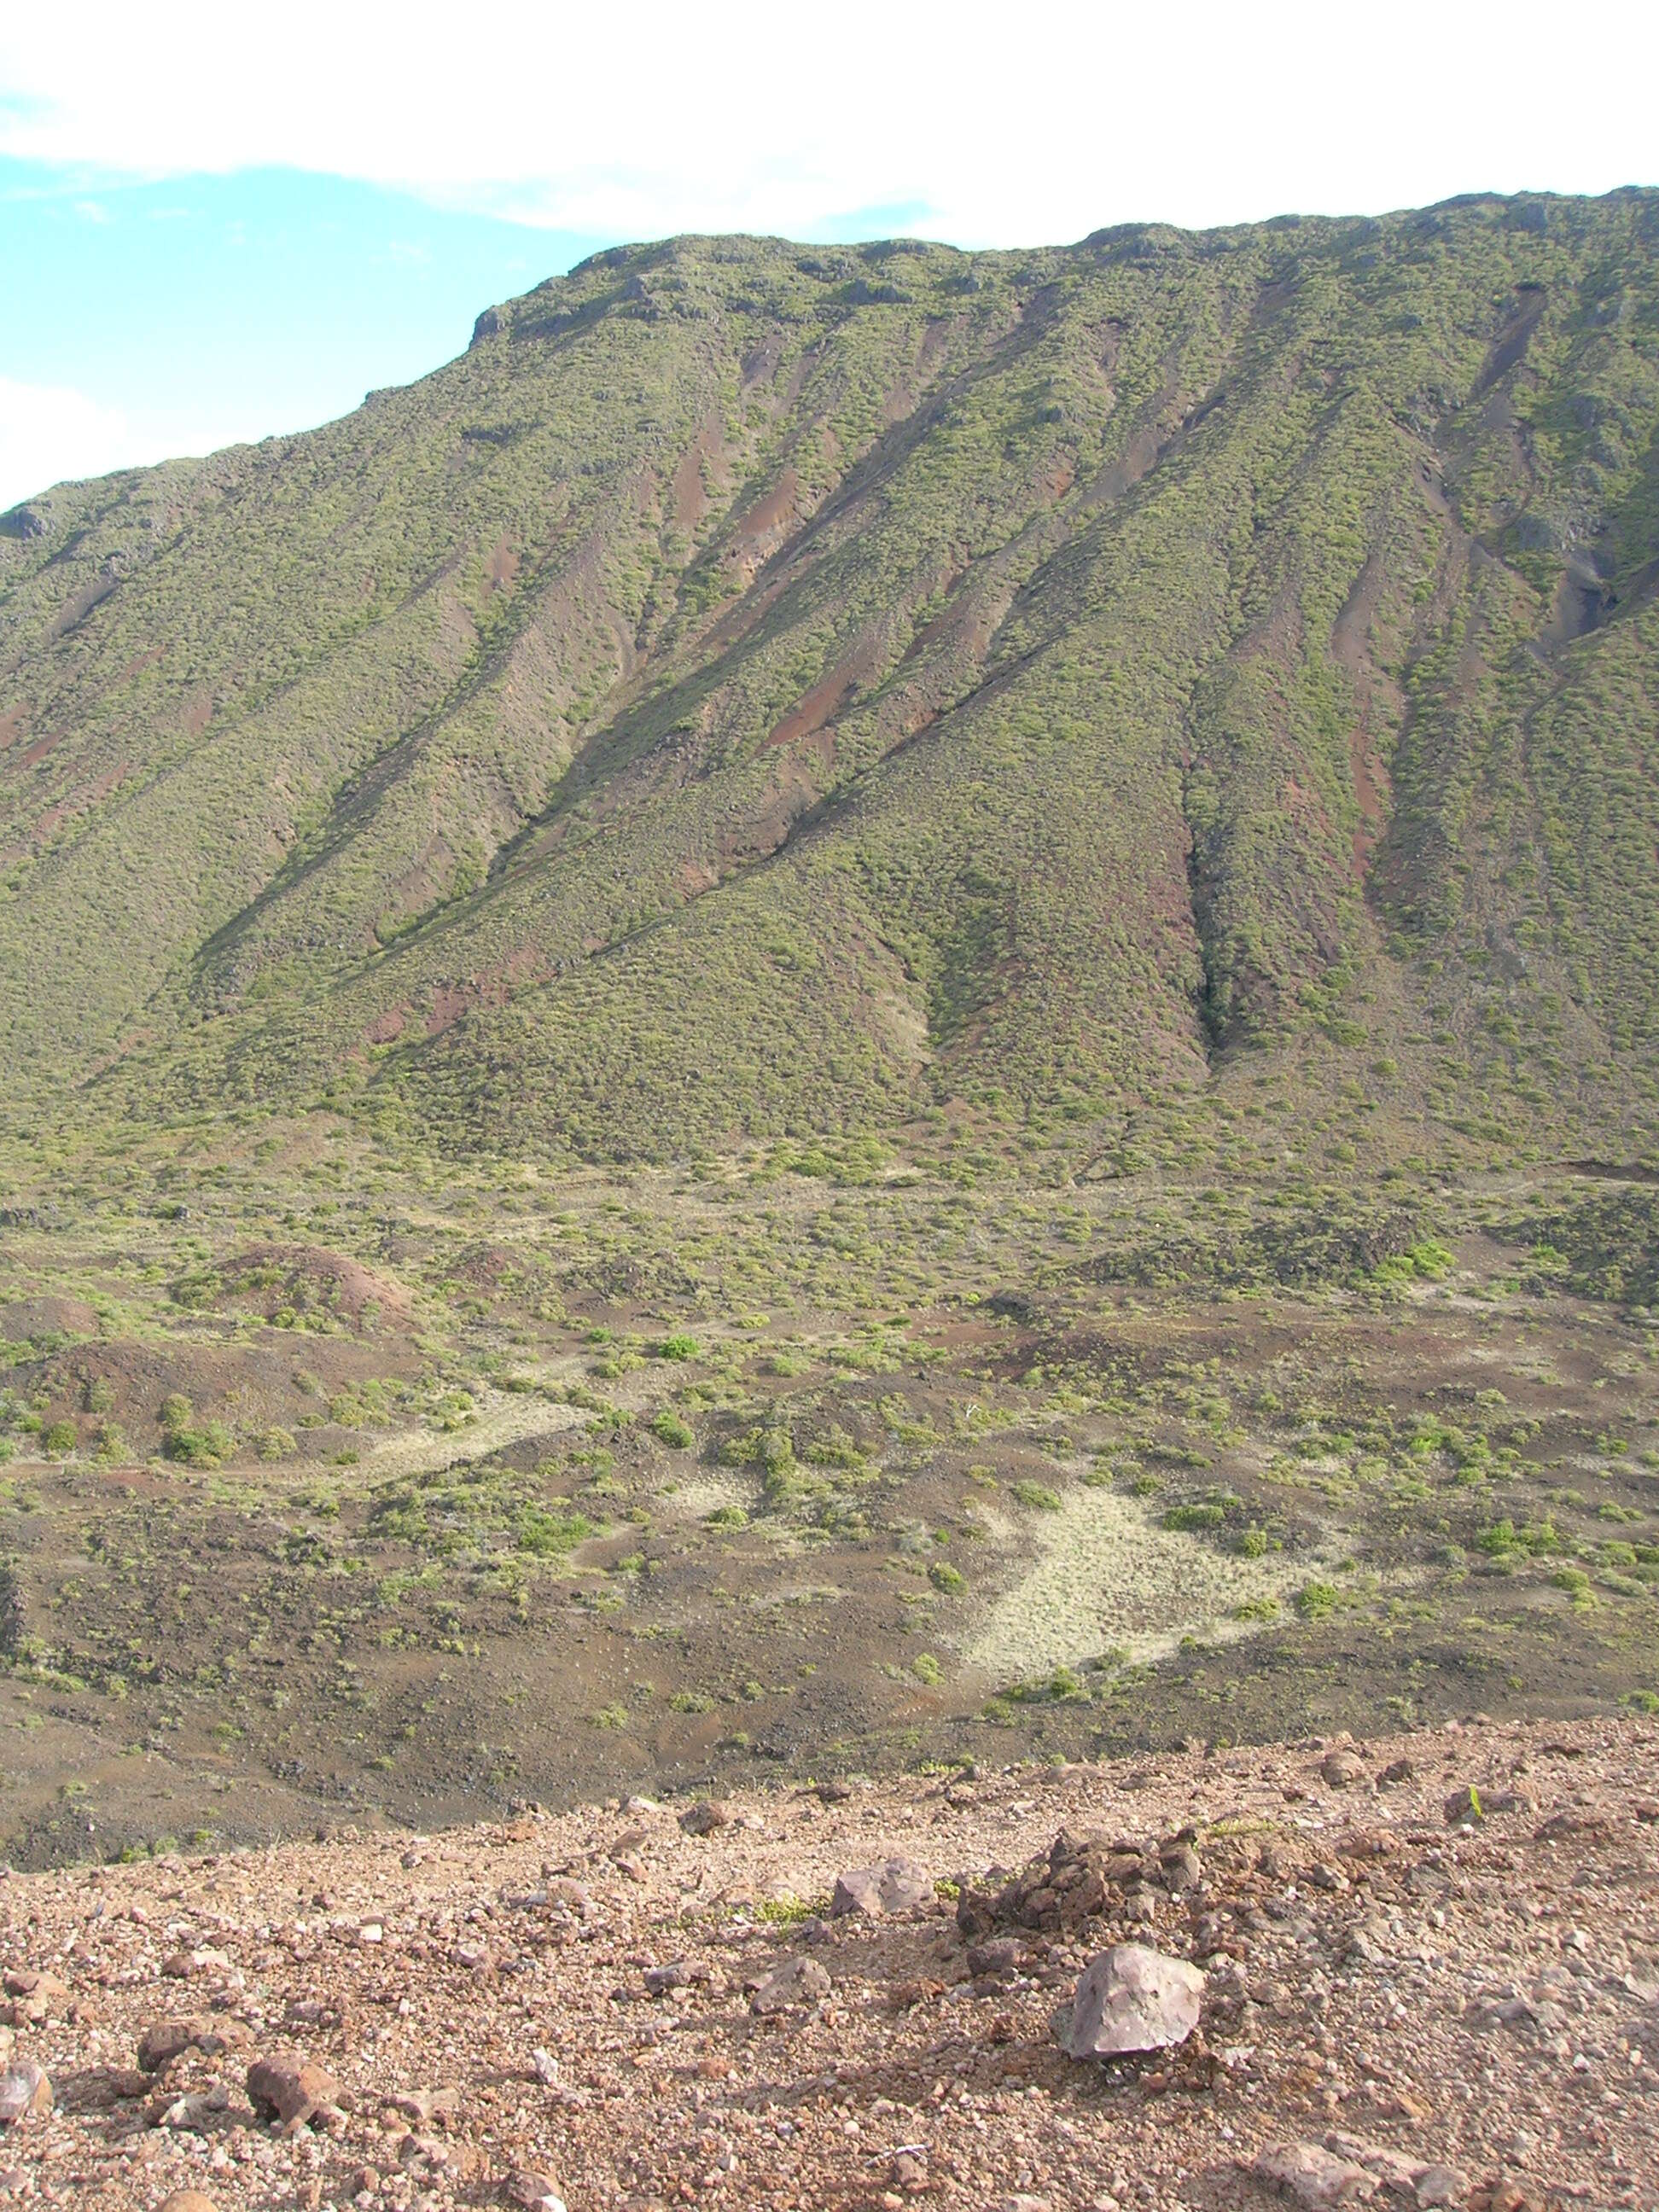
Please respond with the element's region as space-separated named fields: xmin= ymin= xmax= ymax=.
xmin=678 ymin=1799 xmax=731 ymax=1837
xmin=1470 ymin=2179 xmax=1538 ymax=2212
xmin=504 ymin=2169 xmax=567 ymax=2210
xmin=1253 ymin=2141 xmax=1378 ymax=2206
xmin=1060 ymin=1943 xmax=1205 ymax=2058
xmin=387 ymin=2087 xmax=459 ymax=2123
xmin=139 ymin=2017 xmax=213 ymax=2072
xmin=1377 ymin=1757 xmax=1416 ymax=1786
xmin=1444 ymin=1785 xmax=1484 ymax=1825
xmin=749 ymin=1956 xmax=832 ymax=2015
xmin=1323 ymin=2134 xmax=1419 ymax=2192
xmin=1192 ymin=1912 xmax=1228 ymax=1956
xmin=966 ymin=1937 xmax=1024 ymax=1976
xmin=150 ymin=2085 xmax=231 ymax=2133
xmin=0 ymin=1969 xmax=69 ymax=2025
xmin=0 ymin=2064 xmax=51 ymax=2127
xmin=85 ymin=2065 xmax=148 ymax=2104
xmin=1159 ymin=1840 xmax=1202 ymax=1891
xmin=1413 ymin=2167 xmax=1468 ymax=2208
xmin=831 ymin=1855 xmax=933 ymax=1917
xmin=156 ymin=2195 xmax=219 ymax=2212
xmin=161 ymin=1946 xmax=230 ymax=1979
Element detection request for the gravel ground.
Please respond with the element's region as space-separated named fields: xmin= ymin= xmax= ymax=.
xmin=1 ymin=1715 xmax=1655 ymax=2212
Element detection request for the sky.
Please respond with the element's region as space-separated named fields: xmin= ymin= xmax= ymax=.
xmin=2 ymin=0 xmax=1656 ymax=512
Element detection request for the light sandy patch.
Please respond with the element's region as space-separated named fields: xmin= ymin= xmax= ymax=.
xmin=656 ymin=1470 xmax=756 ymax=1521
xmin=356 ymin=1389 xmax=586 ymax=1481
xmin=963 ymin=1483 xmax=1322 ymax=1684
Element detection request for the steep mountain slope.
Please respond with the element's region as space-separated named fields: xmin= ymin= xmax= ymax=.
xmin=3 ymin=195 xmax=1656 ymax=1164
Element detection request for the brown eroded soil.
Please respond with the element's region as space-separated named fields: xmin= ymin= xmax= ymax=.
xmin=0 ymin=1714 xmax=1655 ymax=2211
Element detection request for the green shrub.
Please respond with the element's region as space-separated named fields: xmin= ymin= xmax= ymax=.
xmin=1163 ymin=1501 xmax=1225 ymax=1532
xmin=1010 ymin=1480 xmax=1062 ymax=1511
xmin=158 ymin=1394 xmax=235 ymax=1469
xmin=515 ymin=1506 xmax=593 ymax=1556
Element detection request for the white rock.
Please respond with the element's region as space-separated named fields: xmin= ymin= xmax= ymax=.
xmin=0 ymin=2064 xmax=50 ymax=2128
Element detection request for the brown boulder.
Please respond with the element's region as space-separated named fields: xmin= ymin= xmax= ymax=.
xmin=246 ymin=2051 xmax=340 ymax=2128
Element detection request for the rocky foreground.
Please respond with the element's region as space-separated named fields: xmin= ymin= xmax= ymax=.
xmin=1 ymin=1716 xmax=1656 ymax=2212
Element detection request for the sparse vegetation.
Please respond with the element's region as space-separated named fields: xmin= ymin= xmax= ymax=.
xmin=0 ymin=196 xmax=1656 ymax=1868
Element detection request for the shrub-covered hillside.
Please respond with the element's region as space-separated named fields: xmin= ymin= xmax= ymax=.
xmin=2 ymin=193 xmax=1656 ymax=1165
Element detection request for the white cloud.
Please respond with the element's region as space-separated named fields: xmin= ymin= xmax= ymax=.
xmin=2 ymin=2 xmax=1655 ymax=246
xmin=0 ymin=377 xmax=131 ymax=512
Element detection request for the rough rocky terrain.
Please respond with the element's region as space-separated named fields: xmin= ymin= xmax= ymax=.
xmin=1 ymin=1714 xmax=1655 ymax=2211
